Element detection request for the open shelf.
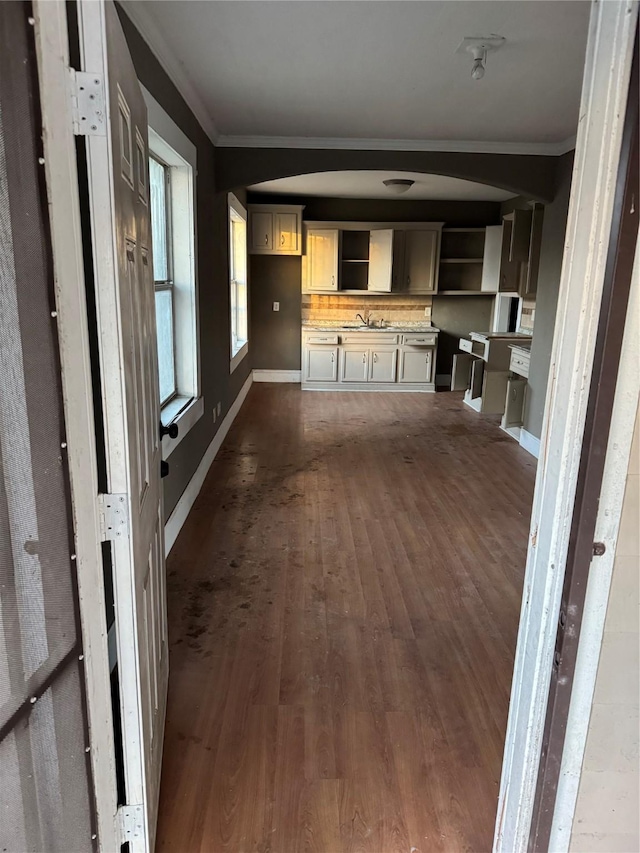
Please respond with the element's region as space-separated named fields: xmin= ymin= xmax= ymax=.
xmin=440 ymin=228 xmax=486 ymax=261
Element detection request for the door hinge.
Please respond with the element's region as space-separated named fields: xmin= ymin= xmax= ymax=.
xmin=117 ymin=804 xmax=145 ymax=844
xmin=98 ymin=493 xmax=129 ymax=541
xmin=69 ymin=69 xmax=106 ymax=136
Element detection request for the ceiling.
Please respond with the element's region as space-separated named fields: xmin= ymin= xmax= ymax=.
xmin=249 ymin=171 xmax=515 ymax=201
xmin=126 ymin=0 xmax=591 ymax=152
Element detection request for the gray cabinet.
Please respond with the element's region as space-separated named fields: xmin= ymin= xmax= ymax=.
xmin=399 ymin=349 xmax=433 ymax=384
xmin=305 ymin=346 xmax=338 ymax=382
xmin=403 ymin=230 xmax=439 ymax=293
xmin=248 ymin=204 xmax=304 ymax=255
xmin=369 ymin=348 xmax=397 ymax=383
xmin=341 ymin=348 xmax=369 ymax=382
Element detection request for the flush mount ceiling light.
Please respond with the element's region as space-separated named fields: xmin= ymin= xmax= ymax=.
xmin=456 ymin=35 xmax=506 ymax=81
xmin=383 ymin=179 xmax=415 ymax=195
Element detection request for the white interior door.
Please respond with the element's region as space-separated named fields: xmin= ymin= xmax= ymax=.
xmin=78 ymin=3 xmax=168 ymax=851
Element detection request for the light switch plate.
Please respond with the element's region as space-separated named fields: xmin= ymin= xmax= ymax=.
xmin=273 ymin=301 xmax=280 ymax=311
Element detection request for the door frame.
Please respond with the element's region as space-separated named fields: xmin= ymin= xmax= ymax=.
xmin=30 ymin=1 xmax=639 ymax=852
xmin=32 ymin=1 xmax=119 ymax=850
xmin=495 ymin=2 xmax=639 ymax=850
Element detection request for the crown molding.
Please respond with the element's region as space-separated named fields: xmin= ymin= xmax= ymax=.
xmin=118 ymin=0 xmax=218 ymax=145
xmin=216 ymin=134 xmax=577 ymax=156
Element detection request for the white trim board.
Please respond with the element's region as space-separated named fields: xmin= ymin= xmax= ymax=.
xmin=549 ymin=232 xmax=640 ymax=852
xmin=216 ymin=134 xmax=577 ymax=157
xmin=494 ymin=3 xmax=638 ymax=851
xmin=164 ymin=373 xmax=253 ymax=555
xmin=519 ymin=428 xmax=541 ymax=459
xmin=253 ymin=370 xmax=301 ymax=383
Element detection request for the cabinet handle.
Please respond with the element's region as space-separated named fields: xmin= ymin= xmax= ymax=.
xmin=331 ymin=275 xmax=335 ymax=286
xmin=407 ymin=276 xmax=410 ymax=286
xmin=265 ymin=234 xmax=269 ymax=245
xmin=362 ymin=353 xmax=366 ymax=363
xmin=373 ymin=353 xmax=378 ymax=362
xmin=331 ymin=352 xmax=335 ymax=362
xmin=280 ymin=234 xmax=285 ymax=246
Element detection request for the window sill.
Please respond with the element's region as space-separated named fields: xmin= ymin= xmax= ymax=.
xmin=230 ymin=342 xmax=249 ymax=374
xmin=161 ymin=395 xmax=204 ymax=458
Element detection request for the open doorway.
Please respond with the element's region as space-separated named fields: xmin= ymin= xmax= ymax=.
xmin=14 ymin=1 xmax=639 ymax=852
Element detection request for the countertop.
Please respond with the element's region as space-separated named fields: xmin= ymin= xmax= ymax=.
xmin=302 ymin=323 xmax=440 ymax=333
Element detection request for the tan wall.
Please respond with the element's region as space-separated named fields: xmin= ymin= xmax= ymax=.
xmin=569 ymin=406 xmax=640 ymax=853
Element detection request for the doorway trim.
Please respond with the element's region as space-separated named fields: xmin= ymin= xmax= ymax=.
xmin=494 ymin=2 xmax=639 ymax=850
xmin=30 ymin=1 xmax=639 ymax=851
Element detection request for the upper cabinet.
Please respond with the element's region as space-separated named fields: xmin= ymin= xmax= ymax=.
xmin=303 ymin=222 xmax=442 ymax=294
xmin=402 ymin=229 xmax=439 ymax=294
xmin=498 ymin=205 xmax=545 ymax=295
xmin=247 ymin=204 xmax=304 ymax=256
xmin=305 ymin=228 xmax=339 ymax=291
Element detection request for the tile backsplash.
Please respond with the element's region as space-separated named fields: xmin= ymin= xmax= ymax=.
xmin=302 ymin=294 xmax=433 ymax=327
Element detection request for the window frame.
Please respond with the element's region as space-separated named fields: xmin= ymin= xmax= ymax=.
xmin=149 ymin=151 xmax=177 ymax=407
xmin=228 ymin=193 xmax=249 ymax=373
xmin=143 ymin=85 xmax=202 ymax=460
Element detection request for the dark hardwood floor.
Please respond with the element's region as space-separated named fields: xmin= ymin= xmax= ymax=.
xmin=156 ymin=386 xmax=536 ymax=853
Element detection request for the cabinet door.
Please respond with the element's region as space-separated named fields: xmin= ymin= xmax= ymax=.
xmin=275 ymin=211 xmax=300 ymax=254
xmin=369 ymin=348 xmax=397 ymax=383
xmin=451 ymin=352 xmax=474 ymax=391
xmin=368 ymin=229 xmax=394 ymax=292
xmin=503 ymin=378 xmax=527 ymax=428
xmin=480 ymin=225 xmax=502 ymax=292
xmin=306 ymin=228 xmax=339 ymax=291
xmin=391 ymin=230 xmax=405 ymax=291
xmin=305 ymin=346 xmax=338 ymax=382
xmin=399 ymin=349 xmax=433 ymax=384
xmin=251 ymin=211 xmax=273 ymax=252
xmin=341 ymin=348 xmax=369 ymax=382
xmin=521 ymin=205 xmax=544 ymax=297
xmin=403 ymin=230 xmax=439 ymax=293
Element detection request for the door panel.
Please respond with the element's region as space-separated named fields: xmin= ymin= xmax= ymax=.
xmin=305 ymin=347 xmax=338 ymax=382
xmin=368 ymin=229 xmax=393 ymax=292
xmin=341 ymin=348 xmax=369 ymax=382
xmin=78 ymin=3 xmax=168 ymax=850
xmin=275 ymin=211 xmax=298 ymax=253
xmin=369 ymin=348 xmax=397 ymax=382
xmin=251 ymin=211 xmax=273 ymax=252
xmin=306 ymin=228 xmax=339 ymax=290
xmin=403 ymin=230 xmax=438 ymax=293
xmin=399 ymin=349 xmax=433 ymax=383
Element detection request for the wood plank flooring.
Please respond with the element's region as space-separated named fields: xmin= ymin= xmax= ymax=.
xmin=156 ymin=387 xmax=536 ymax=853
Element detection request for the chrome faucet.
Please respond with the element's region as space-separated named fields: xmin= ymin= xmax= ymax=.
xmin=355 ymin=312 xmax=370 ymax=327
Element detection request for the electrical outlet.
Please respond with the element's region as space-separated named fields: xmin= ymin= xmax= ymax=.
xmin=273 ymin=301 xmax=280 ymax=312
xmin=212 ymin=409 xmax=217 ymax=424
xmin=424 ymin=307 xmax=429 ymax=317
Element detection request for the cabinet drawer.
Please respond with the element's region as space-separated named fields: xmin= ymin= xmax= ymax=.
xmin=402 ymin=333 xmax=437 ymax=347
xmin=459 ymin=337 xmax=485 ymax=357
xmin=509 ymin=350 xmax=530 ymax=378
xmin=305 ymin=333 xmax=339 ymax=345
xmin=340 ymin=332 xmax=399 ymax=344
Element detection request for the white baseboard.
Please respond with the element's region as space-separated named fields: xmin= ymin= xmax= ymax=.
xmin=164 ymin=373 xmax=253 ymax=555
xmin=519 ymin=428 xmax=541 ymax=459
xmin=253 ymin=369 xmax=301 ymax=383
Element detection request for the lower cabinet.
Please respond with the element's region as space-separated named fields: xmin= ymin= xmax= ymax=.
xmin=399 ymin=349 xmax=433 ymax=384
xmin=369 ymin=348 xmax=398 ymax=383
xmin=341 ymin=348 xmax=369 ymax=382
xmin=301 ymin=332 xmax=436 ymax=390
xmin=305 ymin=346 xmax=338 ymax=382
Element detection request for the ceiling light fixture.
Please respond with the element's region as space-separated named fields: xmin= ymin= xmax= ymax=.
xmin=383 ymin=178 xmax=415 ymax=195
xmin=456 ymin=36 xmax=506 ymax=81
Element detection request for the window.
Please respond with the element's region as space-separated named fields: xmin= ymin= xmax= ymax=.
xmin=149 ymin=154 xmax=176 ymax=405
xmin=229 ymin=194 xmax=248 ymax=371
xmin=144 ymin=84 xmax=202 ymax=457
